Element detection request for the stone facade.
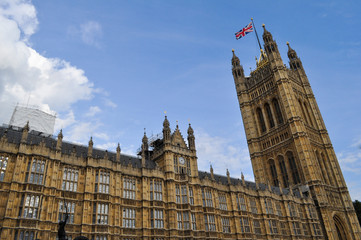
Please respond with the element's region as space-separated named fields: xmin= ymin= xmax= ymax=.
xmin=0 ymin=25 xmax=359 ymax=240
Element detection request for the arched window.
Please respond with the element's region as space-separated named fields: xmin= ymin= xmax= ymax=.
xmin=286 ymin=152 xmax=300 ymax=184
xmin=278 ymin=155 xmax=289 ymax=187
xmin=256 ymin=108 xmax=267 ymax=133
xmin=298 ymin=100 xmax=308 ymax=124
xmin=333 ymin=215 xmax=348 ymax=240
xmin=264 ymin=103 xmax=275 ymax=128
xmin=272 ymin=98 xmax=283 ymax=124
xmin=315 ymin=151 xmax=329 ymax=184
xmin=321 ymin=152 xmax=335 ymax=186
xmin=304 ymin=102 xmax=314 ymax=127
xmin=268 ymin=159 xmax=278 ymax=186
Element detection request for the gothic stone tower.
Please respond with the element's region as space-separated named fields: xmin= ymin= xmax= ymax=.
xmin=232 ymin=24 xmax=361 ymax=240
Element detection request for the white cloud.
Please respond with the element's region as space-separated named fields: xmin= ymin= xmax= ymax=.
xmin=96 ymin=142 xmax=117 ymax=151
xmin=68 ymin=21 xmax=103 ymax=48
xmin=195 ymin=129 xmax=253 ymax=181
xmin=86 ymin=106 xmax=101 ymax=117
xmin=0 ymin=1 xmax=95 ymax=129
xmin=103 ymin=98 xmax=117 ymax=108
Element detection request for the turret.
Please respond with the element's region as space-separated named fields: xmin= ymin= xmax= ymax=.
xmin=262 ymin=24 xmax=283 ymax=68
xmin=88 ymin=137 xmax=93 ymax=157
xmin=56 ymin=129 xmax=63 ymax=151
xmin=187 ymin=123 xmax=195 ymax=150
xmin=287 ymin=42 xmax=305 ymax=75
xmin=162 ymin=116 xmax=171 ymax=142
xmin=232 ymin=50 xmax=247 ymax=91
xmin=21 ymin=121 xmax=30 ymax=144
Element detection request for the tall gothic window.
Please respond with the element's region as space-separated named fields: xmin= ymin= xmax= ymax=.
xmin=20 ymin=194 xmax=40 ymax=219
xmin=264 ymin=199 xmax=274 ymax=215
xmin=123 ymin=177 xmax=136 ymax=199
xmin=0 ymin=155 xmax=8 ymax=181
xmin=218 ymin=193 xmax=227 ymax=211
xmin=298 ymin=100 xmax=309 ymax=124
xmin=204 ymin=214 xmax=216 ymax=231
xmin=123 ymin=208 xmax=136 ymax=228
xmin=93 ymin=203 xmax=109 ymax=224
xmin=304 ymin=102 xmax=314 ymax=127
xmin=59 ymin=201 xmax=75 ymax=224
xmin=177 ymin=211 xmax=190 ymax=230
xmin=150 ymin=179 xmax=162 ymax=201
xmin=269 ymin=159 xmax=279 ymax=186
xmin=202 ymin=188 xmax=213 ymax=207
xmin=272 ymin=98 xmax=283 ymax=124
xmin=250 ymin=198 xmax=258 ymax=214
xmin=221 ymin=217 xmax=231 ymax=233
xmin=189 ymin=187 xmax=194 ymax=205
xmin=278 ymin=155 xmax=289 ymax=187
xmin=287 ymin=151 xmax=301 ymax=184
xmin=265 ymin=103 xmax=275 ymax=128
xmin=236 ymin=194 xmax=247 ymax=211
xmin=26 ymin=158 xmax=46 ymax=185
xmin=239 ymin=217 xmax=250 ymax=233
xmin=62 ymin=167 xmax=78 ymax=192
xmin=256 ymin=108 xmax=267 ymax=133
xmin=150 ymin=209 xmax=164 ymax=229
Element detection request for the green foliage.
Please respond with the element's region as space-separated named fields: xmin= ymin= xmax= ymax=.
xmin=353 ymin=200 xmax=361 ymax=226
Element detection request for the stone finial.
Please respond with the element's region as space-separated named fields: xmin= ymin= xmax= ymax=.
xmin=241 ymin=172 xmax=245 ymax=185
xmin=116 ymin=143 xmax=121 ymax=161
xmin=163 ymin=115 xmax=171 ymax=142
xmin=88 ymin=137 xmax=93 ymax=157
xmin=21 ymin=121 xmax=30 ymax=144
xmin=56 ymin=129 xmax=63 ymax=151
xmin=187 ymin=123 xmax=195 ymax=150
xmin=210 ymin=165 xmax=214 ymax=180
xmin=142 ymin=130 xmax=148 ymax=151
xmin=227 ymin=169 xmax=231 ymax=184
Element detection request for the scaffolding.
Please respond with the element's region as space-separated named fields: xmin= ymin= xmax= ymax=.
xmin=9 ymin=105 xmax=56 ymax=136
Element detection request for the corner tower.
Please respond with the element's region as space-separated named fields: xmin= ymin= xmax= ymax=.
xmin=232 ymin=25 xmax=361 ymax=239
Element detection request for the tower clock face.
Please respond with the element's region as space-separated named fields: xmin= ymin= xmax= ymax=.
xmin=179 ymin=156 xmax=185 ymax=165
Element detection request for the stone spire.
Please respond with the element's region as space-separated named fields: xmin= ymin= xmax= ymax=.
xmin=116 ymin=143 xmax=121 ymax=161
xmin=163 ymin=115 xmax=171 ymax=142
xmin=141 ymin=131 xmax=148 ymax=168
xmin=187 ymin=123 xmax=195 ymax=150
xmin=88 ymin=137 xmax=93 ymax=157
xmin=227 ymin=169 xmax=231 ymax=184
xmin=287 ymin=42 xmax=304 ymax=71
xmin=262 ymin=24 xmax=283 ymax=68
xmin=210 ymin=165 xmax=214 ymax=180
xmin=21 ymin=121 xmax=30 ymax=144
xmin=241 ymin=172 xmax=245 ymax=185
xmin=142 ymin=130 xmax=148 ymax=151
xmin=231 ymin=50 xmax=246 ymax=91
xmin=56 ymin=129 xmax=63 ymax=151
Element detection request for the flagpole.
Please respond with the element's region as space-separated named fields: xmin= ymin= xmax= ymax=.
xmin=251 ymin=18 xmax=262 ymax=50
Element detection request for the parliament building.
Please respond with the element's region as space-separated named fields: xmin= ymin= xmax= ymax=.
xmin=0 ymin=25 xmax=360 ymax=240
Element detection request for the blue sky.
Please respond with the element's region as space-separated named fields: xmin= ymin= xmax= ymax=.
xmin=0 ymin=0 xmax=361 ymax=199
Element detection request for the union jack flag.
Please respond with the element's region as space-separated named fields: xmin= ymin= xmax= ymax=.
xmin=235 ymin=22 xmax=253 ymax=40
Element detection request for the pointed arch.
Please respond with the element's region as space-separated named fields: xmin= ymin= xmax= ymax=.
xmin=286 ymin=151 xmax=301 ymax=184
xmin=298 ymin=99 xmax=309 ymax=124
xmin=256 ymin=107 xmax=267 ymax=133
xmin=304 ymin=102 xmax=314 ymax=127
xmin=268 ymin=159 xmax=279 ymax=186
xmin=333 ymin=215 xmax=349 ymax=240
xmin=278 ymin=155 xmax=289 ymax=187
xmin=264 ymin=103 xmax=275 ymax=128
xmin=321 ymin=152 xmax=335 ymax=186
xmin=272 ymin=98 xmax=283 ymax=124
xmin=315 ymin=150 xmax=329 ymax=184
